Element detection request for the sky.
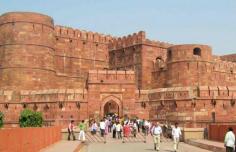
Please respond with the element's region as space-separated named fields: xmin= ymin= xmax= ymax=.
xmin=0 ymin=0 xmax=235 ymax=55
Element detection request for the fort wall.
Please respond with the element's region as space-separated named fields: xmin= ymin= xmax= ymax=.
xmin=0 ymin=11 xmax=236 ymax=127
xmin=220 ymin=54 xmax=236 ymax=62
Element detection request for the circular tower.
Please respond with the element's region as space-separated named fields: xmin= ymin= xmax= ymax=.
xmin=0 ymin=12 xmax=55 ymax=90
xmin=166 ymin=44 xmax=213 ymax=87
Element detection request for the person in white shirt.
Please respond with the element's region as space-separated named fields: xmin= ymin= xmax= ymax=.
xmin=99 ymin=119 xmax=106 ymax=137
xmin=91 ymin=121 xmax=98 ymax=135
xmin=151 ymin=122 xmax=162 ymax=151
xmin=224 ymin=127 xmax=235 ymax=152
xmin=172 ymin=122 xmax=182 ymax=152
xmin=116 ymin=121 xmax=123 ymax=139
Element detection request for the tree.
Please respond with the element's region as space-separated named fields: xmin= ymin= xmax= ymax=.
xmin=0 ymin=112 xmax=4 ymax=128
xmin=19 ymin=109 xmax=43 ymax=127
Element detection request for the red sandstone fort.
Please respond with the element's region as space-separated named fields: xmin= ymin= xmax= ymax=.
xmin=0 ymin=12 xmax=235 ymax=127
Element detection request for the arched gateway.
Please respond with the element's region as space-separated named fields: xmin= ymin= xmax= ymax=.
xmin=101 ymin=95 xmax=122 ymax=117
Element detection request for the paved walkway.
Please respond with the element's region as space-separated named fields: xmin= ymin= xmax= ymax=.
xmin=40 ymin=140 xmax=81 ymax=152
xmin=87 ymin=141 xmax=211 ymax=152
xmin=41 ymin=133 xmax=213 ymax=152
xmin=85 ymin=133 xmax=211 ymax=152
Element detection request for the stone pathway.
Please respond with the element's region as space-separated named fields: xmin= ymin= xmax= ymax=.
xmin=40 ymin=140 xmax=81 ymax=152
xmin=87 ymin=141 xmax=211 ymax=152
xmin=42 ymin=133 xmax=213 ymax=152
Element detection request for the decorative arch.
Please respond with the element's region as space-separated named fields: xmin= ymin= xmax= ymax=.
xmin=101 ymin=95 xmax=122 ymax=117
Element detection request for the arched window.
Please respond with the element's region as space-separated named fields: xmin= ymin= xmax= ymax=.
xmin=193 ymin=48 xmax=201 ymax=56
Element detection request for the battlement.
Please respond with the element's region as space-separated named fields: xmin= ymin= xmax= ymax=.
xmin=54 ymin=25 xmax=113 ymax=44
xmin=108 ymin=31 xmax=172 ymax=50
xmin=88 ymin=69 xmax=135 ymax=83
xmin=147 ymin=86 xmax=236 ymax=101
xmin=108 ymin=31 xmax=146 ymax=50
xmin=144 ymin=39 xmax=173 ymax=48
xmin=214 ymin=59 xmax=236 ymax=74
xmin=0 ymin=12 xmax=54 ymax=28
xmin=220 ymin=53 xmax=236 ymax=62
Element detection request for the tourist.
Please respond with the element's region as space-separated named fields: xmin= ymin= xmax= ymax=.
xmin=204 ymin=127 xmax=208 ymax=139
xmin=78 ymin=120 xmax=86 ymax=142
xmin=112 ymin=121 xmax=117 ymax=138
xmin=100 ymin=119 xmax=106 ymax=137
xmin=132 ymin=120 xmax=138 ymax=137
xmin=224 ymin=127 xmax=235 ymax=152
xmin=137 ymin=118 xmax=141 ymax=133
xmin=116 ymin=121 xmax=123 ymax=139
xmin=108 ymin=119 xmax=112 ymax=133
xmin=123 ymin=122 xmax=131 ymax=137
xmin=144 ymin=120 xmax=150 ymax=135
xmin=172 ymin=122 xmax=182 ymax=152
xmin=67 ymin=120 xmax=76 ymax=140
xmin=151 ymin=122 xmax=162 ymax=151
xmin=141 ymin=119 xmax=145 ymax=133
xmin=91 ymin=120 xmax=98 ymax=135
xmin=105 ymin=118 xmax=109 ymax=135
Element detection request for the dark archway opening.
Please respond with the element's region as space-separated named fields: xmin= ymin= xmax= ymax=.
xmin=193 ymin=48 xmax=201 ymax=56
xmin=104 ymin=100 xmax=119 ymax=117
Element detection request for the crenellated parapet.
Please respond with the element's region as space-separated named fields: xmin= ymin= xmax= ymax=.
xmin=213 ymin=60 xmax=236 ymax=74
xmin=88 ymin=70 xmax=135 ymax=84
xmin=54 ymin=25 xmax=113 ymax=44
xmin=108 ymin=31 xmax=146 ymax=50
xmin=108 ymin=31 xmax=172 ymax=50
xmin=144 ymin=39 xmax=173 ymax=48
xmin=220 ymin=54 xmax=236 ymax=62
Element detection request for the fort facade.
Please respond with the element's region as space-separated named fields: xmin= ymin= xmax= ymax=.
xmin=0 ymin=12 xmax=235 ymax=127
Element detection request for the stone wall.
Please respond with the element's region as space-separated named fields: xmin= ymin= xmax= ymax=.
xmin=0 ymin=11 xmax=236 ymax=127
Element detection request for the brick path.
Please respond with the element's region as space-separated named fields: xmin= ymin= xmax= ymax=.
xmin=87 ymin=141 xmax=211 ymax=152
xmin=40 ymin=140 xmax=81 ymax=152
xmin=42 ymin=133 xmax=212 ymax=152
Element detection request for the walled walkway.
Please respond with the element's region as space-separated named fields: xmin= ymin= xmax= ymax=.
xmin=40 ymin=140 xmax=82 ymax=152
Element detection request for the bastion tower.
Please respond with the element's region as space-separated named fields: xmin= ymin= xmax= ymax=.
xmin=166 ymin=44 xmax=213 ymax=87
xmin=0 ymin=12 xmax=55 ymax=90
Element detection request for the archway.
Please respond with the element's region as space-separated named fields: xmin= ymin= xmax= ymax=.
xmin=101 ymin=95 xmax=122 ymax=117
xmin=104 ymin=100 xmax=119 ymax=116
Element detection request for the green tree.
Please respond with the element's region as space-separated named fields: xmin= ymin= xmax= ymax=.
xmin=0 ymin=112 xmax=4 ymax=128
xmin=19 ymin=109 xmax=43 ymax=127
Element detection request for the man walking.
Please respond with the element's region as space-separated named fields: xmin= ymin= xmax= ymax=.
xmin=172 ymin=122 xmax=182 ymax=152
xmin=78 ymin=120 xmax=86 ymax=142
xmin=151 ymin=122 xmax=162 ymax=151
xmin=224 ymin=127 xmax=235 ymax=152
xmin=68 ymin=120 xmax=76 ymax=140
xmin=116 ymin=121 xmax=122 ymax=139
xmin=100 ymin=119 xmax=106 ymax=137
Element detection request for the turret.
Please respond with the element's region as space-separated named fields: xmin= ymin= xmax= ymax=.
xmin=166 ymin=44 xmax=213 ymax=87
xmin=0 ymin=12 xmax=55 ymax=90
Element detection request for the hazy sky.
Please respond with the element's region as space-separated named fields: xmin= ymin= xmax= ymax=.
xmin=1 ymin=0 xmax=235 ymax=55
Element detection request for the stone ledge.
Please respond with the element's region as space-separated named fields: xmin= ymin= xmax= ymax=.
xmin=185 ymin=139 xmax=224 ymax=152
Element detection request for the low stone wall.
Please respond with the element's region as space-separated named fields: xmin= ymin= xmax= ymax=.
xmin=0 ymin=126 xmax=61 ymax=152
xmin=182 ymin=128 xmax=204 ymax=141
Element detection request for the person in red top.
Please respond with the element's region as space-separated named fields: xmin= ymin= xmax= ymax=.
xmin=123 ymin=122 xmax=131 ymax=138
xmin=68 ymin=120 xmax=76 ymax=140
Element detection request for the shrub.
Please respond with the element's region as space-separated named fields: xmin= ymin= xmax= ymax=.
xmin=19 ymin=109 xmax=43 ymax=127
xmin=0 ymin=112 xmax=4 ymax=128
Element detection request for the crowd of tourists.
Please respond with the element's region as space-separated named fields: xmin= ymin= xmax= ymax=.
xmin=67 ymin=114 xmax=183 ymax=151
